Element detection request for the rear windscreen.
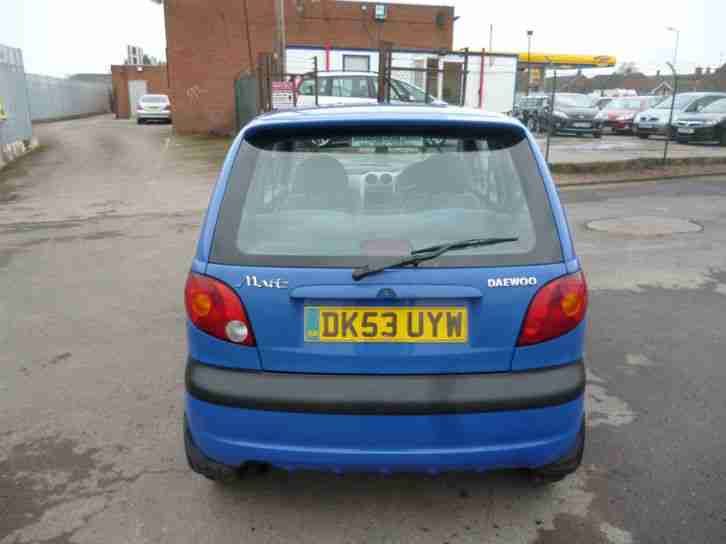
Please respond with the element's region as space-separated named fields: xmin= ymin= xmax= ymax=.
xmin=210 ymin=126 xmax=563 ymax=268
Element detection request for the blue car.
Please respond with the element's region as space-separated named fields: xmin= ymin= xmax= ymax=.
xmin=184 ymin=105 xmax=587 ymax=483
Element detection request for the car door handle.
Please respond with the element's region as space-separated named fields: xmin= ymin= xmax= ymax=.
xmin=289 ymin=285 xmax=483 ymax=300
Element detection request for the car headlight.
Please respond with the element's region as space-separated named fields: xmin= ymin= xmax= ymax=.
xmin=702 ymin=119 xmax=720 ymax=126
xmin=553 ymin=110 xmax=568 ymax=119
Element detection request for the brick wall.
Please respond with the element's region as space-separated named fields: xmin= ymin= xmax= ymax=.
xmin=165 ymin=0 xmax=454 ymax=135
xmin=111 ymin=65 xmax=170 ymax=119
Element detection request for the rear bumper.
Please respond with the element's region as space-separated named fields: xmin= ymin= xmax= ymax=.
xmin=185 ymin=359 xmax=586 ymax=471
xmin=137 ymin=111 xmax=171 ymax=120
xmin=186 ymin=357 xmax=585 ymax=415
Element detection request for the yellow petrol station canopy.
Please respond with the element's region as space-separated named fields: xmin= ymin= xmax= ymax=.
xmin=517 ymin=53 xmax=616 ymax=68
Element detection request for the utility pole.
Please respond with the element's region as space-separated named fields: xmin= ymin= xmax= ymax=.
xmin=489 ymin=25 xmax=494 ymax=66
xmin=526 ymin=30 xmax=534 ymax=96
xmin=275 ymin=0 xmax=287 ymax=79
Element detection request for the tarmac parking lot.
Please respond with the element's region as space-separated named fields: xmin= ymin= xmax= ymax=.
xmin=538 ymin=132 xmax=726 ymax=164
xmin=2 ymin=116 xmax=726 ymax=544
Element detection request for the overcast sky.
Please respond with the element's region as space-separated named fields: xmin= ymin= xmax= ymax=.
xmin=1 ymin=0 xmax=722 ymax=78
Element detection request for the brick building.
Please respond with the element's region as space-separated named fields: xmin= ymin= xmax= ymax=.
xmin=111 ymin=65 xmax=169 ymax=119
xmin=163 ymin=0 xmax=455 ymax=134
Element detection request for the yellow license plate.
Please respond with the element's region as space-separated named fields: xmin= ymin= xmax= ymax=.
xmin=304 ymin=307 xmax=468 ymax=343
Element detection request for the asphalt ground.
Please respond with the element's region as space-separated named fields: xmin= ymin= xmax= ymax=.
xmin=1 ymin=116 xmax=725 ymax=543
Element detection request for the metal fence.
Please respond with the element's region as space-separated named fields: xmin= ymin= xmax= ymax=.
xmin=26 ymin=74 xmax=111 ymax=122
xmin=0 ymin=44 xmax=32 ymax=146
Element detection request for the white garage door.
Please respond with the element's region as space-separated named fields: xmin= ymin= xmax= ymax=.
xmin=128 ymin=80 xmax=148 ymax=117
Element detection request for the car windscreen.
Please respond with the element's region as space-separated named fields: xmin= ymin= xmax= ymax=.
xmin=141 ymin=95 xmax=168 ymax=103
xmin=655 ymin=94 xmax=695 ymax=110
xmin=210 ymin=126 xmax=563 ymax=268
xmin=555 ymin=95 xmax=592 ymax=108
xmin=702 ymin=98 xmax=726 ymax=113
xmin=606 ymin=99 xmax=645 ymax=110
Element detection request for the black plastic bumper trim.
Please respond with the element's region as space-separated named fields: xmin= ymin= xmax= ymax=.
xmin=186 ymin=358 xmax=585 ymax=415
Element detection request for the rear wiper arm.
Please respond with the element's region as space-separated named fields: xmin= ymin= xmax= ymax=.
xmin=352 ymin=237 xmax=519 ymax=281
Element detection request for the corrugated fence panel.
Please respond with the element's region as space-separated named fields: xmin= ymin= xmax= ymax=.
xmin=25 ymin=74 xmax=111 ymax=122
xmin=0 ymin=44 xmax=33 ymax=145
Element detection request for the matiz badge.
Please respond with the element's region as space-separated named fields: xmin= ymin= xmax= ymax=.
xmin=244 ymin=275 xmax=288 ymax=289
xmin=488 ymin=277 xmax=538 ymax=288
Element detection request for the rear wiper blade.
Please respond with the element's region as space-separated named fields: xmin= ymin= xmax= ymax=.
xmin=352 ymin=237 xmax=519 ymax=281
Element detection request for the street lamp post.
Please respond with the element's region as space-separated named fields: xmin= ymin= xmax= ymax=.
xmin=526 ymin=30 xmax=533 ymax=96
xmin=663 ymin=62 xmax=678 ymax=165
xmin=667 ymin=26 xmax=680 ymax=69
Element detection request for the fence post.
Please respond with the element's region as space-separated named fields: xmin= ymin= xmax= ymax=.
xmin=313 ymin=57 xmax=319 ymax=107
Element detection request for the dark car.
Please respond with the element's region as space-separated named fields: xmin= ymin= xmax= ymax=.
xmin=634 ymin=92 xmax=726 ymax=139
xmin=513 ymin=95 xmax=550 ymax=131
xmin=674 ymin=97 xmax=726 ymax=146
xmin=543 ymin=94 xmax=603 ymax=138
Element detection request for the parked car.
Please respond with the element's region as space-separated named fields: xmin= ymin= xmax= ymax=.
xmin=513 ymin=95 xmax=550 ymax=130
xmin=136 ymin=94 xmax=171 ymax=124
xmin=183 ymin=105 xmax=588 ymax=483
xmin=673 ymin=97 xmax=726 ymax=146
xmin=633 ymin=92 xmax=726 ymax=139
xmin=295 ymin=71 xmax=445 ymax=107
xmin=595 ymin=96 xmax=663 ymax=134
xmin=538 ymin=94 xmax=603 ymax=137
xmin=591 ymin=96 xmax=613 ymax=110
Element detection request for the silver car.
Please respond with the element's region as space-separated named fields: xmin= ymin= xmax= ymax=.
xmin=633 ymin=92 xmax=726 ymax=139
xmin=137 ymin=94 xmax=171 ymax=124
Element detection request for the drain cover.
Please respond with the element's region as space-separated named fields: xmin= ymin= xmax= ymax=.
xmin=586 ymin=216 xmax=702 ymax=236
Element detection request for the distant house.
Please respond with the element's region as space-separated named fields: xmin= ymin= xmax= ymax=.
xmin=543 ymin=64 xmax=726 ymax=96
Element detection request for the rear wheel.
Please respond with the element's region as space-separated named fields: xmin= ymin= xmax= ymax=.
xmin=137 ymin=118 xmax=144 ymax=125
xmin=637 ymin=132 xmax=648 ymax=139
xmin=530 ymin=420 xmax=585 ymax=484
xmin=593 ymin=131 xmax=602 ymax=139
xmin=720 ymin=129 xmax=726 ymax=147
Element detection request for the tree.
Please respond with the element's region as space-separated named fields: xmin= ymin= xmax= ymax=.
xmin=616 ymin=62 xmax=639 ymax=75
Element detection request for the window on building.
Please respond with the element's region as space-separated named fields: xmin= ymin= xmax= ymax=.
xmin=343 ymin=55 xmax=371 ymax=72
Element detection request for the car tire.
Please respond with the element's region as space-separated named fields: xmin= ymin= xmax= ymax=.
xmin=530 ymin=420 xmax=585 ymax=484
xmin=593 ymin=131 xmax=602 ymax=139
xmin=637 ymin=132 xmax=649 ymax=139
xmin=137 ymin=118 xmax=143 ymax=125
xmin=184 ymin=417 xmax=239 ymax=483
xmin=720 ymin=130 xmax=726 ymax=147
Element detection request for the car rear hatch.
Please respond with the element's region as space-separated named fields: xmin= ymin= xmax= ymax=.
xmin=203 ymin=119 xmax=565 ymax=374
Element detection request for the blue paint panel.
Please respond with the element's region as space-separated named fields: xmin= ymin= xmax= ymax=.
xmin=187 ymin=394 xmax=585 ymax=471
xmin=511 ymin=321 xmax=586 ymax=371
xmin=187 ymin=322 xmax=262 ymax=371
xmin=206 ymin=262 xmax=568 ymax=374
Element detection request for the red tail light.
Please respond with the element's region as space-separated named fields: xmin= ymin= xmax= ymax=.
xmin=184 ymin=273 xmax=256 ymax=346
xmin=517 ymin=271 xmax=588 ymax=346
